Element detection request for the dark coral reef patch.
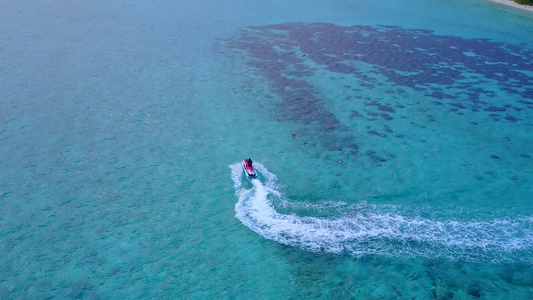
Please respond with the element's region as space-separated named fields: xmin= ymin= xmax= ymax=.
xmin=225 ymin=22 xmax=532 ymax=164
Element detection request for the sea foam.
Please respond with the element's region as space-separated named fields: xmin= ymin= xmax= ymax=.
xmin=230 ymin=163 xmax=533 ymax=263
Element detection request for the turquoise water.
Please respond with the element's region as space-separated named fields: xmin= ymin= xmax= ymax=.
xmin=1 ymin=0 xmax=532 ymax=299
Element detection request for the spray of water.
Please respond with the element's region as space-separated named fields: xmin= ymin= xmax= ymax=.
xmin=230 ymin=163 xmax=533 ymax=263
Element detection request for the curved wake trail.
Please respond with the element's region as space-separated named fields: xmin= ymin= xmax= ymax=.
xmin=230 ymin=163 xmax=533 ymax=263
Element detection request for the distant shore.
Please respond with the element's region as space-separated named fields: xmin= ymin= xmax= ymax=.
xmin=486 ymin=0 xmax=533 ymax=12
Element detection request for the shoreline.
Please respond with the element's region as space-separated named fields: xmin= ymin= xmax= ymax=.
xmin=485 ymin=0 xmax=533 ymax=12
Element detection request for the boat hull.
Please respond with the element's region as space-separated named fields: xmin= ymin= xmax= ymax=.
xmin=242 ymin=160 xmax=257 ymax=178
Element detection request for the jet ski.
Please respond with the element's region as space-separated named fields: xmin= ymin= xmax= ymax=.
xmin=242 ymin=159 xmax=257 ymax=179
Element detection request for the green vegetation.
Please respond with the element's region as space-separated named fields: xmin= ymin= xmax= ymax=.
xmin=513 ymin=0 xmax=533 ymax=5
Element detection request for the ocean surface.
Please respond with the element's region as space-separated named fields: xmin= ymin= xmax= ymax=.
xmin=1 ymin=0 xmax=532 ymax=299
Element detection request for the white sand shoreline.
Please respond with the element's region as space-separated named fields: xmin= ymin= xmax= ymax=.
xmin=485 ymin=0 xmax=533 ymax=12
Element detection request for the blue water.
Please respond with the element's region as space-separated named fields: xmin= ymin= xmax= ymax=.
xmin=1 ymin=0 xmax=532 ymax=299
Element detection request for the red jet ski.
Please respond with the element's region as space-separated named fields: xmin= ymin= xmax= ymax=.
xmin=242 ymin=158 xmax=257 ymax=179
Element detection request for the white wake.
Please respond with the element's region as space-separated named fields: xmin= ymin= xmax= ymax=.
xmin=230 ymin=163 xmax=533 ymax=263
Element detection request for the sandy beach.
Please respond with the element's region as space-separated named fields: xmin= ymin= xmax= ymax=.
xmin=486 ymin=0 xmax=533 ymax=11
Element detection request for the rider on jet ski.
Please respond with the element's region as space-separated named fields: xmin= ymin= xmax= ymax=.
xmin=244 ymin=158 xmax=253 ymax=169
